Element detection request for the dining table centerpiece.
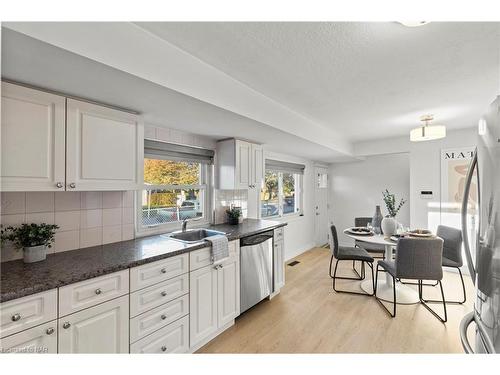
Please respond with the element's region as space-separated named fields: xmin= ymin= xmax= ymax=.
xmin=381 ymin=189 xmax=406 ymax=237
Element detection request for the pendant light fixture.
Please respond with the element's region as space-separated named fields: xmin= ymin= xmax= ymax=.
xmin=410 ymin=114 xmax=446 ymax=142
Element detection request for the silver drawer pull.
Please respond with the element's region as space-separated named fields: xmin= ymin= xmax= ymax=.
xmin=161 ymin=346 xmax=167 ymax=352
xmin=161 ymin=291 xmax=168 ymax=297
xmin=46 ymin=327 xmax=55 ymax=335
xmin=160 ymin=268 xmax=167 ymax=274
xmin=11 ymin=313 xmax=21 ymax=322
xmin=62 ymin=322 xmax=71 ymax=329
xmin=160 ymin=314 xmax=167 ymax=320
xmin=95 ymin=288 xmax=102 ymax=295
xmin=56 ymin=182 xmax=63 ymax=188
xmin=69 ymin=182 xmax=76 ymax=189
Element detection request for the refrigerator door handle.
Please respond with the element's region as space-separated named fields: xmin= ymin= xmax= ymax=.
xmin=460 ymin=311 xmax=496 ymax=354
xmin=461 ymin=149 xmax=477 ymax=284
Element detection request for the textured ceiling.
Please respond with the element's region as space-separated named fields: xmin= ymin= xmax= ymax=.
xmin=136 ymin=22 xmax=500 ymax=142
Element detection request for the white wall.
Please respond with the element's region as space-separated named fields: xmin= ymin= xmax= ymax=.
xmin=264 ymin=151 xmax=316 ymax=261
xmin=329 ymin=153 xmax=410 ymax=246
xmin=353 ymin=127 xmax=477 ymax=230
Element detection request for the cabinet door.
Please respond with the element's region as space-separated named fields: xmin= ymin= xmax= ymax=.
xmin=66 ymin=99 xmax=143 ymax=191
xmin=274 ymin=240 xmax=285 ymax=290
xmin=58 ymin=295 xmax=129 ymax=353
xmin=189 ymin=265 xmax=218 ymax=347
xmin=0 ymin=321 xmax=57 ymax=354
xmin=235 ymin=140 xmax=251 ymax=189
xmin=1 ymin=82 xmax=66 ymax=191
xmin=251 ymin=143 xmax=264 ymax=187
xmin=217 ymin=256 xmax=240 ymax=327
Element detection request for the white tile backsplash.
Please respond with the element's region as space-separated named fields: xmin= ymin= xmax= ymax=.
xmin=55 ymin=192 xmax=81 ymax=211
xmin=214 ymin=189 xmax=248 ymax=224
xmin=26 ymin=192 xmax=54 ymax=213
xmin=1 ymin=191 xmax=136 ymax=261
xmin=1 ymin=192 xmax=26 ymax=214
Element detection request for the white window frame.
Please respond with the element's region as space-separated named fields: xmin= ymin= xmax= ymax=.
xmin=261 ymin=170 xmax=303 ymax=219
xmin=136 ymin=161 xmax=212 ymax=236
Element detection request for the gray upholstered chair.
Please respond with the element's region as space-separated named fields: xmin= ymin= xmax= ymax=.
xmin=354 ymin=217 xmax=385 ymax=259
xmin=329 ymin=225 xmax=375 ymax=296
xmin=434 ymin=225 xmax=466 ymax=304
xmin=375 ymin=237 xmax=447 ymax=322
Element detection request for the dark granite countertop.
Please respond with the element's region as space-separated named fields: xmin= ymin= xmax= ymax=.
xmin=1 ymin=219 xmax=286 ymax=303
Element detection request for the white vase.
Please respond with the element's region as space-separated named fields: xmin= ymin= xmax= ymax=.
xmin=381 ymin=217 xmax=398 ymax=237
xmin=23 ymin=245 xmax=47 ymax=263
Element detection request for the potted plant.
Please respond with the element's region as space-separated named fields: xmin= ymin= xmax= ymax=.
xmin=381 ymin=189 xmax=406 ymax=237
xmin=226 ymin=207 xmax=242 ymax=225
xmin=1 ymin=223 xmax=59 ymax=263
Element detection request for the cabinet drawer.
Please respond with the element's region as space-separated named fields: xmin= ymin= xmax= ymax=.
xmin=130 ymin=254 xmax=188 ymax=292
xmin=130 ymin=294 xmax=189 ymax=343
xmin=58 ymin=270 xmax=129 ymax=316
xmin=274 ymin=227 xmax=284 ymax=240
xmin=130 ymin=273 xmax=188 ymax=318
xmin=130 ymin=315 xmax=189 ymax=354
xmin=189 ymin=241 xmax=238 ymax=271
xmin=0 ymin=320 xmax=57 ymax=353
xmin=0 ymin=290 xmax=57 ymax=338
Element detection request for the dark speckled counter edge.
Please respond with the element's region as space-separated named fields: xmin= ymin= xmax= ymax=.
xmin=1 ymin=220 xmax=287 ymax=303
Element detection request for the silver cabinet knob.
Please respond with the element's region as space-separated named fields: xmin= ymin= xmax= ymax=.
xmin=46 ymin=327 xmax=55 ymax=335
xmin=219 ymin=264 xmax=224 ymax=269
xmin=56 ymin=182 xmax=63 ymax=188
xmin=95 ymin=288 xmax=102 ymax=295
xmin=62 ymin=322 xmax=71 ymax=329
xmin=161 ymin=346 xmax=167 ymax=352
xmin=161 ymin=291 xmax=167 ymax=297
xmin=11 ymin=313 xmax=21 ymax=322
xmin=160 ymin=268 xmax=167 ymax=274
xmin=160 ymin=314 xmax=167 ymax=320
xmin=68 ymin=182 xmax=76 ymax=189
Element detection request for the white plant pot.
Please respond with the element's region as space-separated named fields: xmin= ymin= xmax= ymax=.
xmin=381 ymin=217 xmax=398 ymax=237
xmin=23 ymin=245 xmax=47 ymax=263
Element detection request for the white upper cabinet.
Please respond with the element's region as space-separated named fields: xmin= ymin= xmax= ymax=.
xmin=1 ymin=82 xmax=143 ymax=192
xmin=1 ymin=82 xmax=66 ymax=191
xmin=66 ymin=99 xmax=143 ymax=191
xmin=216 ymin=139 xmax=264 ymax=190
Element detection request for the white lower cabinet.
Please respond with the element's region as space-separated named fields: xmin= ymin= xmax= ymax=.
xmin=58 ymin=295 xmax=129 ymax=353
xmin=0 ymin=321 xmax=57 ymax=354
xmin=274 ymin=240 xmax=285 ymax=291
xmin=190 ymin=253 xmax=240 ymax=349
xmin=189 ymin=263 xmax=218 ymax=347
xmin=130 ymin=315 xmax=189 ymax=354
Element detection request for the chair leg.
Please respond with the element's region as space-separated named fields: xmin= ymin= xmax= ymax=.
xmin=352 ymin=260 xmax=366 ymax=280
xmin=421 ymin=268 xmax=467 ymax=304
xmin=400 ymin=279 xmax=438 ymax=287
xmin=374 ymin=264 xmax=396 ymax=317
xmin=329 ymin=254 xmax=334 ymax=278
xmin=419 ymin=280 xmax=448 ymax=323
xmin=333 ymin=260 xmax=374 ymax=296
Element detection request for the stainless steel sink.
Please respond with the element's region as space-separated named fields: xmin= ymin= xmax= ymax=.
xmin=163 ymin=229 xmax=226 ymax=244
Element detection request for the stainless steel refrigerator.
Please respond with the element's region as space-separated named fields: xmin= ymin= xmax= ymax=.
xmin=460 ymin=96 xmax=500 ymax=353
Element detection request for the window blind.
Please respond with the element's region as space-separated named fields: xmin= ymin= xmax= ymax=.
xmin=265 ymin=159 xmax=305 ymax=175
xmin=144 ymin=139 xmax=214 ymax=164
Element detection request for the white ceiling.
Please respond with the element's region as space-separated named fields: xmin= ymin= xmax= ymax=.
xmin=1 ymin=28 xmax=349 ymax=162
xmin=2 ymin=22 xmax=500 ymax=162
xmin=136 ymin=22 xmax=500 ymax=142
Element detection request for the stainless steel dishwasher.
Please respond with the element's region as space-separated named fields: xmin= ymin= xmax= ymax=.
xmin=240 ymin=231 xmax=274 ymax=313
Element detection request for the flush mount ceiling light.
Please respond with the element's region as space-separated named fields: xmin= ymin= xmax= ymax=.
xmin=410 ymin=114 xmax=446 ymax=142
xmin=399 ymin=21 xmax=430 ymax=27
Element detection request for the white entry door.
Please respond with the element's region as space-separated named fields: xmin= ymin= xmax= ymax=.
xmin=314 ymin=166 xmax=329 ymax=246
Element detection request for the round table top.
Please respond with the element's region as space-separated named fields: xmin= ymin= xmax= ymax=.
xmin=343 ymin=229 xmax=396 ymax=246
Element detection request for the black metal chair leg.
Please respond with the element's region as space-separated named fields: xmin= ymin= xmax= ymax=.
xmin=329 ymin=254 xmax=334 ymax=278
xmin=419 ymin=280 xmax=447 ymax=323
xmin=374 ymin=264 xmax=396 ymax=317
xmin=333 ymin=260 xmax=374 ymax=296
xmin=401 ymin=279 xmax=438 ymax=287
xmin=422 ymin=268 xmax=467 ymax=305
xmin=352 ymin=260 xmax=366 ymax=280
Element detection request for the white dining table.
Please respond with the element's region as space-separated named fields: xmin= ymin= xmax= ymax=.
xmin=343 ymin=230 xmax=420 ymax=304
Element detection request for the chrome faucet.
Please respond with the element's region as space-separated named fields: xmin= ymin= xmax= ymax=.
xmin=181 ymin=218 xmax=189 ymax=232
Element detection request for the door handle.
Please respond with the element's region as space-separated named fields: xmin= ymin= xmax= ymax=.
xmin=460 ymin=311 xmax=496 ymax=353
xmin=461 ymin=150 xmax=477 ymax=284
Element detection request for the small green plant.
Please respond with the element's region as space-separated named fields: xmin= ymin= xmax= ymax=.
xmin=0 ymin=223 xmax=59 ymax=250
xmin=226 ymin=207 xmax=242 ymax=220
xmin=382 ymin=189 xmax=406 ymax=218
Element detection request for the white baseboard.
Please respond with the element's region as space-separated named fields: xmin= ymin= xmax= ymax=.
xmin=285 ymin=242 xmax=315 ymax=261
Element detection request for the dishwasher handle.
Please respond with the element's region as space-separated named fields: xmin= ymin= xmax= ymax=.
xmin=240 ymin=231 xmax=274 ymax=247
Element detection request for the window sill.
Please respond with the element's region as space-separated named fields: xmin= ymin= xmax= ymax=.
xmin=135 ymin=219 xmax=211 ymax=238
xmin=262 ymin=213 xmax=304 ymax=223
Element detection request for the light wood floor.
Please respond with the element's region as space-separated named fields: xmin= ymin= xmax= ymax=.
xmin=197 ymin=247 xmax=475 ymax=353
